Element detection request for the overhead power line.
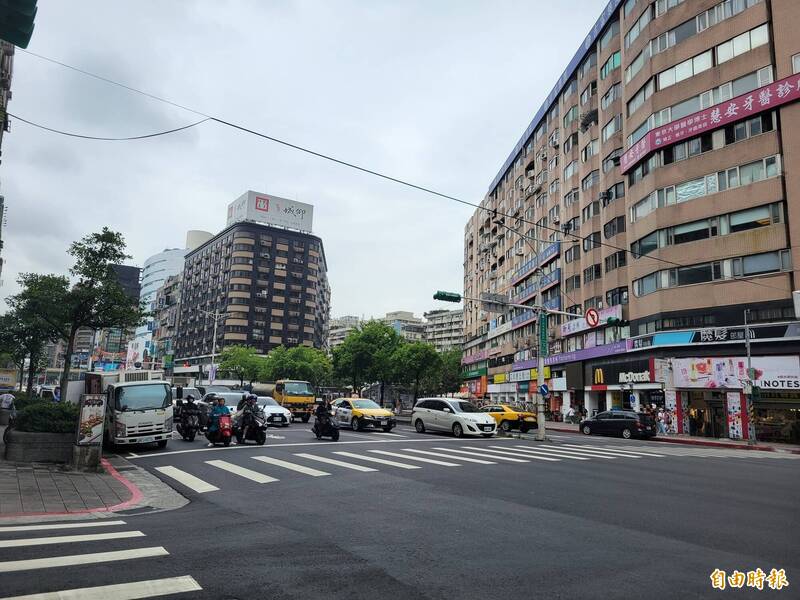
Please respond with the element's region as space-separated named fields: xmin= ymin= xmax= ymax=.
xmin=9 ymin=113 xmax=211 ymax=141
xmin=18 ymin=48 xmax=791 ymax=295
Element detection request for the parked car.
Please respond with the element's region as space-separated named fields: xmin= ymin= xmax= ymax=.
xmin=412 ymin=398 xmax=496 ymax=438
xmin=579 ymin=410 xmax=656 ymax=439
xmin=334 ymin=398 xmax=396 ymax=432
xmin=479 ymin=404 xmax=537 ymax=432
xmin=258 ymin=396 xmax=292 ymax=427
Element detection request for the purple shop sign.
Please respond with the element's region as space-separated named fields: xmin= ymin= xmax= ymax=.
xmin=620 ymin=73 xmax=800 ymax=174
xmin=512 ymin=339 xmax=631 ymax=371
xmin=462 ymin=349 xmax=488 ymax=365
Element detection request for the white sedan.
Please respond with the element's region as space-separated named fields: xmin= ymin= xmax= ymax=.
xmin=258 ymin=396 xmax=292 ymax=427
xmin=411 ymin=398 xmax=496 ymax=437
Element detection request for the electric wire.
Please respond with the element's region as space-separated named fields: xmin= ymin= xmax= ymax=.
xmin=8 ymin=113 xmax=211 ymax=141
xmin=18 ymin=48 xmax=791 ymax=295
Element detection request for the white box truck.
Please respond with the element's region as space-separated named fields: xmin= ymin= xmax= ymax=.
xmin=84 ymin=370 xmax=173 ymax=448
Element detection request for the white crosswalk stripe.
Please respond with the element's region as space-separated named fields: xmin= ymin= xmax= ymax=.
xmin=293 ymin=453 xmax=378 ymax=472
xmin=333 ymin=451 xmax=421 ymax=469
xmin=561 ymin=443 xmax=663 ymax=457
xmin=371 ymin=431 xmax=407 ymax=438
xmin=205 ymin=459 xmax=279 ymax=483
xmin=252 ymin=456 xmax=330 ymax=476
xmin=494 ymin=446 xmax=590 ymax=460
xmin=0 ymin=521 xmax=127 ymax=533
xmin=154 ymin=466 xmax=219 ymax=493
xmin=369 ymin=449 xmax=461 ymax=466
xmin=0 ymin=575 xmax=202 ymax=600
xmin=400 ymin=448 xmax=497 ymax=464
xmin=540 ymin=445 xmax=625 ymax=459
xmin=0 ymin=531 xmax=145 ymax=549
xmin=431 ymin=447 xmax=537 ymax=463
xmin=459 ymin=446 xmax=559 ymax=462
xmin=0 ymin=547 xmax=170 ymax=573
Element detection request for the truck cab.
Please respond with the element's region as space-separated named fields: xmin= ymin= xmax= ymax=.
xmin=87 ymin=371 xmax=173 ymax=448
xmin=273 ymin=379 xmax=315 ymax=423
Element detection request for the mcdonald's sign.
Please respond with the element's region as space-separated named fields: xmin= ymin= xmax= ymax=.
xmin=593 ymin=368 xmax=605 ymax=385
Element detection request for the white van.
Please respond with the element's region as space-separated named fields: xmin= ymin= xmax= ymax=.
xmin=411 ymin=398 xmax=496 ymax=438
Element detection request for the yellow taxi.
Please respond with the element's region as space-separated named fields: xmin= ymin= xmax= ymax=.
xmin=479 ymin=404 xmax=537 ymax=433
xmin=333 ymin=398 xmax=397 ymax=432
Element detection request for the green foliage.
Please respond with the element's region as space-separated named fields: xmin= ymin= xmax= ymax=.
xmin=9 ymin=229 xmax=147 ymax=395
xmin=332 ymin=321 xmax=401 ymax=395
xmin=422 ymin=348 xmax=462 ymax=396
xmin=392 ymin=342 xmax=441 ymax=400
xmin=15 ymin=402 xmax=80 ymax=434
xmin=260 ymin=345 xmax=332 ymax=388
xmin=218 ymin=345 xmax=263 ymax=385
xmin=12 ymin=394 xmax=45 ymax=412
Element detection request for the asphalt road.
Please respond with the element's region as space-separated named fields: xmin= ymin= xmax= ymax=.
xmin=1 ymin=424 xmax=798 ymax=599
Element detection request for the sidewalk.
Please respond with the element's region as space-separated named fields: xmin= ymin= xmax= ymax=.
xmin=0 ymin=425 xmax=188 ymax=520
xmin=395 ymin=413 xmax=800 ymax=453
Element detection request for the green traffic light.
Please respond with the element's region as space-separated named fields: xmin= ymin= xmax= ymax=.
xmin=433 ymin=291 xmax=462 ymax=303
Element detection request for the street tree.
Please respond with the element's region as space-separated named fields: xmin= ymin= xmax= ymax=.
xmin=332 ymin=321 xmax=402 ymax=398
xmin=260 ymin=345 xmax=332 ymax=389
xmin=0 ymin=309 xmax=58 ymax=399
xmin=437 ymin=348 xmax=463 ymax=395
xmin=218 ymin=345 xmax=263 ymax=387
xmin=11 ymin=229 xmax=147 ymax=395
xmin=392 ymin=342 xmax=441 ymax=401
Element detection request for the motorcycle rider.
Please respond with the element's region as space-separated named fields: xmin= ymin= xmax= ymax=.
xmin=207 ymin=395 xmax=234 ymax=446
xmin=240 ymin=394 xmax=259 ymax=442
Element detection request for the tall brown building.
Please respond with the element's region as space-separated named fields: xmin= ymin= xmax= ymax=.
xmin=463 ymin=0 xmax=800 ymax=444
xmin=175 ymin=221 xmax=330 ymax=366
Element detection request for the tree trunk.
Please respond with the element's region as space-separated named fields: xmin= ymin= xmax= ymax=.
xmin=379 ymin=382 xmax=385 ymax=407
xmin=26 ymin=350 xmax=38 ymax=400
xmin=18 ymin=362 xmax=24 ymax=392
xmin=60 ymin=325 xmax=78 ymax=401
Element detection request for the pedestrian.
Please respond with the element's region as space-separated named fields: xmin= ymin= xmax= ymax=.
xmin=664 ymin=410 xmax=673 ymax=435
xmin=566 ymin=406 xmax=576 ymax=424
xmin=657 ymin=408 xmax=666 ymax=434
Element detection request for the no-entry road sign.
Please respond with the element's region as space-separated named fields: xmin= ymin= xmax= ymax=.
xmin=585 ymin=308 xmax=600 ymax=328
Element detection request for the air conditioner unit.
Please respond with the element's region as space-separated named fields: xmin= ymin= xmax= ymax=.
xmin=550 ymin=139 xmax=559 ymax=148
xmin=539 ymin=152 xmax=548 ymax=161
xmin=552 ymin=215 xmax=560 ymax=224
xmin=598 ymin=191 xmax=612 ymax=201
xmin=612 ymin=156 xmax=621 ymax=166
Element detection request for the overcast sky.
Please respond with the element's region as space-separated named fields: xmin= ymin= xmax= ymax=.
xmin=1 ymin=0 xmax=604 ymax=319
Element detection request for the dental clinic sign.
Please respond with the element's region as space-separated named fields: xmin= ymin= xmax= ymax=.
xmin=621 ymin=74 xmax=800 ymax=173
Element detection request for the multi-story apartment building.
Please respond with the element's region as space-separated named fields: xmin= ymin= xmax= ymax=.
xmin=174 ymin=221 xmax=330 ymax=367
xmin=328 ymin=315 xmax=361 ymax=350
xmin=151 ymin=274 xmax=183 ymax=372
xmin=463 ymin=0 xmax=800 ymax=444
xmin=381 ymin=311 xmax=426 ymax=342
xmin=423 ymin=309 xmax=464 ymax=352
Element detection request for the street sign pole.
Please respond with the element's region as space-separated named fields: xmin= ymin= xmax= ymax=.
xmin=744 ymin=309 xmax=756 ymax=444
xmin=535 ymin=310 xmax=548 ymax=441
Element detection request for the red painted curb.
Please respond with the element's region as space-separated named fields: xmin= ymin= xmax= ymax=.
xmin=0 ymin=458 xmax=144 ymax=520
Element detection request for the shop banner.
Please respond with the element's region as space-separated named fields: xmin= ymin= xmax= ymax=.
xmin=726 ymin=391 xmax=743 ymax=440
xmin=671 ymin=356 xmax=800 ymax=390
xmin=463 ymin=366 xmax=487 ymax=379
xmin=76 ymin=394 xmax=106 ymax=446
xmin=512 ymin=339 xmax=631 ymax=371
xmin=493 ymin=373 xmax=507 ymax=384
xmin=508 ymin=370 xmax=529 ymax=383
xmin=630 ymin=322 xmax=800 ymax=350
xmin=620 ymin=73 xmax=800 ymax=173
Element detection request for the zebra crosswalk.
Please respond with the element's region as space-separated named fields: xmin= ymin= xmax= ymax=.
xmin=0 ymin=520 xmax=201 ymax=598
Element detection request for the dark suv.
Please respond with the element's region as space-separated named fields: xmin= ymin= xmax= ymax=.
xmin=578 ymin=410 xmax=656 ymax=439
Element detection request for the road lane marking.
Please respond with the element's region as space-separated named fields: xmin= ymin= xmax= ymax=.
xmin=0 ymin=521 xmax=127 ymax=533
xmin=0 ymin=531 xmax=145 ymax=549
xmin=333 ymin=451 xmax=421 ymax=469
xmin=571 ymin=444 xmax=664 ymax=457
xmin=0 ymin=547 xmax=169 ymax=573
xmin=371 ymin=431 xmax=407 ymax=438
xmin=460 ymin=446 xmax=560 ymax=463
xmin=369 ymin=450 xmax=461 ymax=467
xmin=252 ymin=456 xmax=330 ymax=477
xmin=535 ymin=444 xmax=621 ymax=458
xmin=432 ymin=447 xmax=536 ymax=463
xmin=0 ymin=575 xmax=202 ymax=600
xmin=494 ymin=446 xmax=590 ymax=460
xmin=401 ymin=448 xmax=496 ymax=464
xmin=205 ymin=460 xmax=279 ymax=483
xmin=557 ymin=443 xmax=656 ymax=457
xmin=293 ymin=453 xmax=378 ymax=472
xmin=154 ymin=466 xmax=219 ymax=493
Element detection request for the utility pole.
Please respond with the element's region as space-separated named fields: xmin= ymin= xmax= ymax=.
xmin=198 ymin=308 xmax=228 ymax=385
xmin=744 ymin=309 xmax=756 ymax=445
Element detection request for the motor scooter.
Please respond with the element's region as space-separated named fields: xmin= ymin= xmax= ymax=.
xmin=206 ymin=414 xmax=233 ymax=446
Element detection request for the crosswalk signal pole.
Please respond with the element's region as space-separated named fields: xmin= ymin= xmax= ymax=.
xmin=535 ymin=309 xmax=546 ymax=441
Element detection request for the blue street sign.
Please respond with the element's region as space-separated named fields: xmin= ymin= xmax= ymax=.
xmin=629 ymin=393 xmax=636 ymax=404
xmin=539 ymin=384 xmax=549 ymax=397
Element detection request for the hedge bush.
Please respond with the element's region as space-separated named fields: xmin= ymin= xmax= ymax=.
xmin=12 ymin=394 xmax=47 ymax=412
xmin=15 ymin=402 xmax=79 ymax=434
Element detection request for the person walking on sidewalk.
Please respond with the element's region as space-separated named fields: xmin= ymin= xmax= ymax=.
xmin=657 ymin=408 xmax=667 ymax=434
xmin=566 ymin=406 xmax=576 ymax=424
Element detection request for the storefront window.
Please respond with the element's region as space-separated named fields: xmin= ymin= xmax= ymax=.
xmin=753 ymin=403 xmax=800 ymax=444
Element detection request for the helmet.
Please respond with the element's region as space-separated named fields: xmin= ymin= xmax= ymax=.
xmin=185 ymin=394 xmax=195 ymax=401
xmin=247 ymin=394 xmax=258 ymax=402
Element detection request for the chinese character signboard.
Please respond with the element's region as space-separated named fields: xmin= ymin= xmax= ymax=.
xmin=226 ymin=190 xmax=314 ymax=232
xmin=620 ymin=74 xmax=800 ymax=173
xmin=671 ymin=356 xmax=800 ymax=390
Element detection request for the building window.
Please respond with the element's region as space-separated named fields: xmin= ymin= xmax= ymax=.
xmin=602 ymin=149 xmax=623 ymax=173
xmin=563 ymin=132 xmax=579 ymax=153
xmin=600 ymin=20 xmax=620 ymax=50
xmin=794 ymin=53 xmax=800 ymax=74
xmin=601 ymin=82 xmax=622 ymax=111
xmin=561 ymin=79 xmax=577 ymax=101
xmin=604 ymin=251 xmax=627 ymax=272
xmin=602 ymin=182 xmax=625 ymax=206
xmin=627 ymin=79 xmax=653 ymax=116
xmin=601 ymin=114 xmax=622 ymax=142
xmin=582 ymin=200 xmax=601 ymax=222
xmin=565 ymin=275 xmax=581 ymax=292
xmin=563 ymin=160 xmax=578 ymax=180
xmin=580 ymin=80 xmax=597 ymax=105
xmin=603 ymin=216 xmax=625 ymax=239
xmin=657 ymin=50 xmax=712 ymax=90
xmin=583 ymin=232 xmax=601 ymax=251
xmin=579 ymin=53 xmax=597 ymax=79
xmin=564 ymin=245 xmax=581 ymax=263
xmin=564 ymin=188 xmax=579 ymax=207
xmin=600 ymin=51 xmax=621 ymax=80
xmin=581 ymin=139 xmax=599 ymax=163
xmin=606 ymin=286 xmax=629 ymax=306
xmin=582 ymin=170 xmax=600 ymax=191
xmin=624 ymin=3 xmax=653 ymax=49
xmin=563 ymin=105 xmax=579 ymax=127
xmin=583 ymin=264 xmax=602 ymax=284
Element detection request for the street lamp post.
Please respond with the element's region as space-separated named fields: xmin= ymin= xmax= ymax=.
xmin=198 ymin=308 xmax=229 ymax=385
xmin=744 ymin=308 xmax=756 ymax=445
